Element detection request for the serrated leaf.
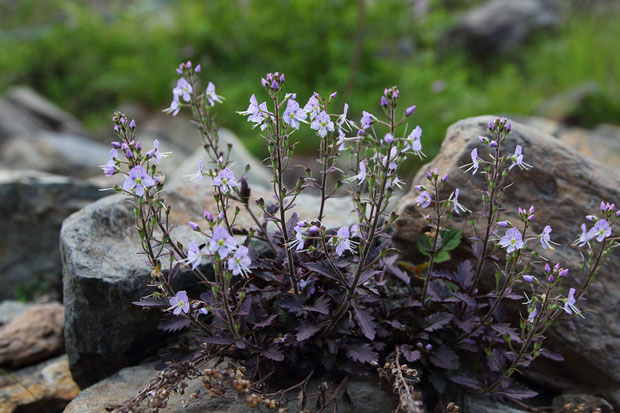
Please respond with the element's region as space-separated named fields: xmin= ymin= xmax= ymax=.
xmin=303 ymin=295 xmax=330 ymax=315
xmin=439 ymin=228 xmax=462 ymax=252
xmin=455 ymin=260 xmax=475 ymax=289
xmin=296 ymin=322 xmax=324 ymax=341
xmin=254 ymin=314 xmax=277 ymax=328
xmin=430 ymin=346 xmax=460 ymax=370
xmin=304 ymin=261 xmax=341 ymax=281
xmin=417 ymin=235 xmax=432 ymax=257
xmin=346 ymin=343 xmax=378 ymax=363
xmin=201 ymin=336 xmax=234 ymax=345
xmin=358 ymin=269 xmax=380 ymax=285
xmin=450 ymin=375 xmax=481 ymax=390
xmin=491 ymin=323 xmax=522 ymax=343
xmin=429 ymin=373 xmax=446 ymax=393
xmin=400 ymin=345 xmax=421 ymax=363
xmin=352 ymin=303 xmax=376 ymax=340
xmin=261 ymin=345 xmax=284 ymax=361
xmin=497 ymin=382 xmax=538 ymax=399
xmin=434 ymin=250 xmax=451 ymax=263
xmin=158 ymin=316 xmax=191 ymax=332
xmin=425 ymin=312 xmax=454 ymax=332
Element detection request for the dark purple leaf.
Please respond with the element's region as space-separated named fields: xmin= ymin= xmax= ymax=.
xmin=303 ymin=295 xmax=330 ymax=315
xmin=280 ymin=295 xmax=305 ymax=316
xmin=296 ymin=323 xmax=324 ymax=341
xmin=455 ymin=260 xmax=475 ymax=289
xmin=430 ymin=346 xmax=460 ymax=370
xmin=540 ymin=348 xmax=564 ymax=361
xmin=425 ymin=312 xmax=454 ymax=332
xmin=304 ymin=261 xmax=341 ymax=281
xmin=158 ymin=316 xmax=191 ymax=332
xmin=491 ymin=323 xmax=522 ymax=343
xmin=132 ymin=297 xmax=169 ymax=307
xmin=286 ymin=212 xmax=299 ymax=240
xmin=428 ymin=373 xmax=446 ymax=393
xmin=352 ymin=303 xmax=376 ymax=340
xmin=168 ymin=262 xmax=181 ymax=285
xmin=254 ymin=314 xmax=277 ymax=328
xmin=384 ymin=319 xmax=404 ymax=330
xmin=202 ymin=336 xmax=234 ymax=345
xmin=346 ymin=343 xmax=378 ymax=364
xmin=400 ymin=345 xmax=421 ymax=363
xmin=497 ymin=383 xmax=538 ymax=399
xmin=358 ymin=269 xmax=381 ymax=285
xmin=261 ymin=345 xmax=284 ymax=361
xmin=365 ymin=242 xmax=390 ymax=267
xmin=450 ymin=375 xmax=481 ymax=390
xmin=452 ymin=292 xmax=476 ymax=309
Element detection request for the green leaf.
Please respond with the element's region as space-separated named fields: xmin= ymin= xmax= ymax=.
xmin=434 ymin=250 xmax=451 ymax=263
xmin=439 ymin=228 xmax=462 ymax=252
xmin=417 ymin=234 xmax=432 ymax=257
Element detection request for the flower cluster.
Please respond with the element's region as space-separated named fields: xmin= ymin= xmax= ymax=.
xmin=102 ymin=63 xmax=618 ymax=413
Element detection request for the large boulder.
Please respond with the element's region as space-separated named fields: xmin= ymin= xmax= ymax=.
xmin=441 ymin=0 xmax=563 ymax=57
xmin=61 ymin=168 xmax=357 ymax=388
xmin=394 ymin=116 xmax=620 ymax=407
xmin=0 ymin=170 xmax=106 ymax=300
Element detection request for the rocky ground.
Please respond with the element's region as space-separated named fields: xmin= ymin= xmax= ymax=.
xmin=1 ymin=3 xmax=620 ymax=406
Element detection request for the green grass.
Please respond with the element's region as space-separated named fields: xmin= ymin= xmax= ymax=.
xmin=1 ymin=0 xmax=618 ymax=164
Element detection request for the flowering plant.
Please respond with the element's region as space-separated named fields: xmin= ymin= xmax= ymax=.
xmin=101 ymin=61 xmax=618 ymax=412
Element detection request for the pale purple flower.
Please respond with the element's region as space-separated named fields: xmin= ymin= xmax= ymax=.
xmin=406 ymin=126 xmax=424 ymax=158
xmin=185 ymin=241 xmax=203 ymax=270
xmin=303 ymin=95 xmax=321 ymax=120
xmin=387 ymin=175 xmax=404 ymax=189
xmin=212 ymin=168 xmax=238 ymax=194
xmin=311 ymin=111 xmax=335 ymax=138
xmin=384 ymin=133 xmax=394 ymax=144
xmin=575 ymin=223 xmax=592 ymax=247
xmin=228 ymin=246 xmax=251 ymax=277
xmin=346 ymin=161 xmax=367 ymax=185
xmin=205 ymin=82 xmax=224 ymax=106
xmin=123 ymin=165 xmax=155 ymax=197
xmin=209 ymin=227 xmax=237 ymax=257
xmin=298 ymin=278 xmax=314 ymax=294
xmin=329 ymin=226 xmax=356 ymax=256
xmin=509 ymin=145 xmax=530 ymax=170
xmin=239 ymin=94 xmax=269 ymax=129
xmin=173 ymin=78 xmax=193 ymax=102
xmin=288 ymin=222 xmax=306 ymax=251
xmin=563 ymin=288 xmax=583 ymax=318
xmin=405 ymin=105 xmax=416 ymax=116
xmin=540 ymin=225 xmax=554 ymax=250
xmin=451 ymin=188 xmax=468 ymax=214
xmin=168 ymin=290 xmax=190 ymax=316
xmin=283 ymin=99 xmax=307 ymax=130
xmin=588 ymin=219 xmax=611 ymax=242
xmin=497 ymin=221 xmax=510 ymax=228
xmin=189 ymin=221 xmax=200 ymax=231
xmin=186 ymin=160 xmax=204 ymax=182
xmin=163 ymin=96 xmax=181 ymax=117
xmin=528 ymin=308 xmax=538 ymax=323
xmin=499 ymin=227 xmax=524 ymax=253
xmin=416 ymin=191 xmax=431 ymax=209
xmin=360 ymin=111 xmax=374 ymax=129
xmin=462 ymin=148 xmax=480 ymax=175
xmin=101 ymin=149 xmax=118 ymax=176
xmin=129 ymin=119 xmax=136 ymax=129
xmin=146 ymin=139 xmax=163 ymax=164
xmin=523 ymin=275 xmax=535 ymax=283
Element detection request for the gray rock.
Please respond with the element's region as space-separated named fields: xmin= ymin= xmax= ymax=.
xmin=0 ymin=170 xmax=107 ymax=300
xmin=5 ymin=86 xmax=85 ymax=136
xmin=1 ymin=132 xmax=110 ymax=178
xmin=552 ymin=393 xmax=614 ymax=413
xmin=462 ymin=395 xmax=528 ymax=413
xmin=0 ymin=301 xmax=35 ymax=326
xmin=169 ymin=128 xmax=272 ymax=189
xmin=0 ymin=98 xmax=47 ymax=141
xmin=442 ymin=0 xmax=562 ymax=57
xmin=394 ymin=116 xmax=620 ymax=407
xmin=536 ymin=81 xmax=604 ymax=125
xmin=64 ymin=362 xmax=399 ymax=413
xmin=0 ymin=354 xmax=80 ymax=413
xmin=61 ymin=173 xmax=357 ymax=388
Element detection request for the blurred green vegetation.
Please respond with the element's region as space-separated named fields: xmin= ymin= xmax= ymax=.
xmin=1 ymin=0 xmax=619 ymax=162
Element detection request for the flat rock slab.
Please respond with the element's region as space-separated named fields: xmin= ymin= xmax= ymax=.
xmin=0 ymin=170 xmax=106 ymax=300
xmin=0 ymin=354 xmax=79 ymax=413
xmin=0 ymin=303 xmax=65 ymax=368
xmin=64 ymin=362 xmax=399 ymax=413
xmin=395 ymin=115 xmax=620 ymax=407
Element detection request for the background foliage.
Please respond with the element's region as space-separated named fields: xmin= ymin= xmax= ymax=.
xmin=1 ymin=0 xmax=619 ymax=160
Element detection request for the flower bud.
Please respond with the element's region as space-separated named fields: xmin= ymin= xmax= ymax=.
xmin=189 ymin=221 xmax=200 ymax=231
xmin=381 ymin=96 xmax=389 ymax=108
xmin=416 ymin=342 xmax=422 ymax=348
xmin=529 ymin=205 xmax=535 ymax=214
xmin=405 ymin=105 xmax=416 ymax=116
xmin=523 ymin=275 xmax=535 ymax=282
xmin=384 ymin=133 xmax=394 ymax=143
xmin=559 ymin=268 xmax=569 ymax=277
xmin=204 ymin=210 xmax=214 ymax=222
xmin=544 ymin=263 xmax=551 ymax=273
xmin=135 ymin=141 xmax=142 ymax=151
xmin=261 ymin=78 xmax=268 ymax=88
xmin=528 ymin=214 xmax=535 ymax=221
xmin=280 ymin=73 xmax=285 ymax=83
xmin=497 ymin=221 xmax=509 ymax=227
xmin=125 ymin=149 xmax=133 ymax=158
xmin=129 ymin=119 xmax=136 ymax=129
xmin=111 ymin=141 xmax=121 ymax=148
xmin=425 ymin=344 xmax=433 ymax=351
xmin=488 ymin=121 xmax=495 ymax=130
xmin=271 ymin=80 xmax=279 ymax=90
xmin=490 ymin=140 xmax=498 ymax=147
xmin=329 ymin=91 xmax=337 ymax=100
xmin=442 ymin=174 xmax=448 ymax=182
xmin=506 ymin=122 xmax=512 ymax=131
xmin=195 ymin=64 xmax=201 ymax=73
